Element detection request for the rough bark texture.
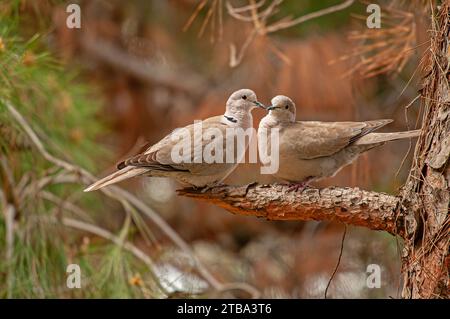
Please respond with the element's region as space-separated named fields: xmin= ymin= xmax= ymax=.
xmin=399 ymin=3 xmax=450 ymax=299
xmin=179 ymin=184 xmax=402 ymax=236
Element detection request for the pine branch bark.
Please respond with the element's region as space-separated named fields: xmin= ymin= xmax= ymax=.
xmin=178 ymin=184 xmax=403 ymax=237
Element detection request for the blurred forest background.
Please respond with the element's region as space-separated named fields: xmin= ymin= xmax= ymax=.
xmin=0 ymin=0 xmax=428 ymax=298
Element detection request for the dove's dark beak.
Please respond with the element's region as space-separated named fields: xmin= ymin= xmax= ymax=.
xmin=267 ymin=105 xmax=280 ymax=111
xmin=253 ymin=101 xmax=266 ymax=109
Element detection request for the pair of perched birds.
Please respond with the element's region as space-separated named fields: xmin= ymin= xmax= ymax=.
xmin=84 ymin=89 xmax=420 ymax=192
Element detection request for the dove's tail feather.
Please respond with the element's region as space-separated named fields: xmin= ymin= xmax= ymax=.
xmin=84 ymin=167 xmax=148 ymax=192
xmin=354 ymin=129 xmax=421 ymax=145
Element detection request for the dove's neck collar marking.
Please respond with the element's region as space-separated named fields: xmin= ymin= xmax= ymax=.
xmin=223 ymin=109 xmax=253 ymax=129
xmin=224 ymin=115 xmax=237 ymax=123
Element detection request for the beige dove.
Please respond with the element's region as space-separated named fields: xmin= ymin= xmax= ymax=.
xmin=258 ymin=95 xmax=421 ymax=190
xmin=84 ymin=89 xmax=264 ymax=192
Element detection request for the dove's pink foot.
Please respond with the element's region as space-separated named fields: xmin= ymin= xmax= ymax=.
xmin=287 ymin=182 xmax=307 ymax=192
xmin=286 ymin=177 xmax=313 ymax=193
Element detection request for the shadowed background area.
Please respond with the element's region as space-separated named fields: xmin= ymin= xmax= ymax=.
xmin=0 ymin=0 xmax=427 ymax=298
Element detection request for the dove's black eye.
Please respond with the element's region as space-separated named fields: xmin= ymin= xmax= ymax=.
xmin=242 ymin=95 xmax=247 ymax=100
xmin=285 ymin=105 xmax=289 ymax=109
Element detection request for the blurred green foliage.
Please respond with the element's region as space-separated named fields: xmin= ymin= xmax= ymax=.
xmin=0 ymin=3 xmax=161 ymax=298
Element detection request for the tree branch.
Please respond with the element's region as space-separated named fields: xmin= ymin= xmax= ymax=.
xmin=79 ymin=35 xmax=208 ymax=97
xmin=266 ymin=0 xmax=354 ymax=33
xmin=178 ymin=183 xmax=404 ymax=237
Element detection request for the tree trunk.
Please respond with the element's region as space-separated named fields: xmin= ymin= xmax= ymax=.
xmin=399 ymin=2 xmax=450 ymax=299
xmin=179 ymin=2 xmax=450 ymax=299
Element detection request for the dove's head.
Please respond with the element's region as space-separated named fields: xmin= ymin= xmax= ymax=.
xmin=266 ymin=95 xmax=296 ymax=123
xmin=226 ymin=89 xmax=264 ymax=112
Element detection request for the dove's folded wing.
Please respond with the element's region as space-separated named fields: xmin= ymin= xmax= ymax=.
xmin=118 ymin=116 xmax=238 ymax=176
xmin=282 ymin=119 xmax=393 ymax=159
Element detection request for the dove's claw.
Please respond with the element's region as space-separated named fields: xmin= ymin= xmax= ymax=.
xmin=200 ymin=185 xmax=211 ymax=193
xmin=200 ymin=181 xmax=225 ymax=193
xmin=287 ymin=182 xmax=307 ymax=193
xmin=286 ymin=177 xmax=313 ymax=193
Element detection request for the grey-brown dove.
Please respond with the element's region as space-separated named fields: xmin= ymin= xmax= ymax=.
xmin=84 ymin=89 xmax=264 ymax=191
xmin=258 ymin=95 xmax=421 ymax=190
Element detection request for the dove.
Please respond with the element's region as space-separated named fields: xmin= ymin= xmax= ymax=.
xmin=258 ymin=95 xmax=421 ymax=191
xmin=84 ymin=89 xmax=265 ymax=192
